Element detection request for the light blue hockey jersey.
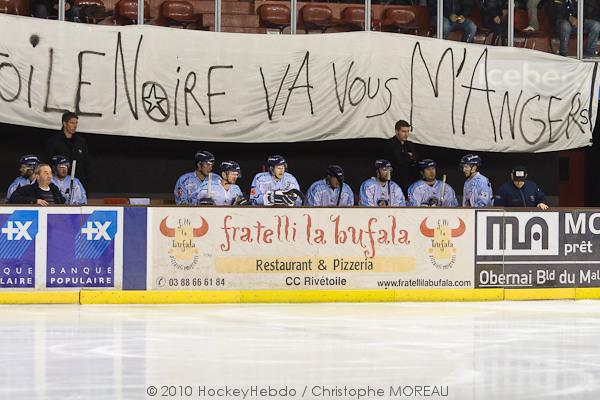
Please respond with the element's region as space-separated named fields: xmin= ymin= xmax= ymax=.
xmin=305 ymin=179 xmax=354 ymax=206
xmin=52 ymin=176 xmax=87 ymax=205
xmin=174 ymin=172 xmax=222 ymax=205
xmin=359 ymin=177 xmax=406 ymax=207
xmin=6 ymin=177 xmax=32 ymax=202
xmin=407 ymin=179 xmax=458 ymax=207
xmin=196 ymin=183 xmax=244 ymax=206
xmin=462 ymin=173 xmax=493 ymax=207
xmin=250 ymin=172 xmax=302 ymax=206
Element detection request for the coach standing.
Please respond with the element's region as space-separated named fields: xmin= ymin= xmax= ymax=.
xmin=45 ymin=112 xmax=90 ymax=187
xmin=385 ymin=120 xmax=419 ymax=193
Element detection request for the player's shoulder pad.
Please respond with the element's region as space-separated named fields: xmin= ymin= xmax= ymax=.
xmin=177 ymin=171 xmax=195 ymax=182
xmin=362 ymin=177 xmax=376 ymax=186
xmin=253 ymin=171 xmax=270 ymax=181
xmin=284 ymin=172 xmax=299 ymax=181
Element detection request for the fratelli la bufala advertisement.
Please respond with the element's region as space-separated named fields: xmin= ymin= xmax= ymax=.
xmin=147 ymin=208 xmax=476 ymax=290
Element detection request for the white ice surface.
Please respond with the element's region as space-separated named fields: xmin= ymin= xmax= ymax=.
xmin=1 ymin=301 xmax=600 ymax=400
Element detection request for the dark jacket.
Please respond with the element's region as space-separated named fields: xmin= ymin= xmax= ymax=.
xmin=547 ymin=0 xmax=599 ymax=23
xmin=585 ymin=0 xmax=600 ymax=18
xmin=31 ymin=0 xmax=75 ymax=12
xmin=8 ymin=183 xmax=66 ymax=205
xmin=428 ymin=0 xmax=475 ymax=18
xmin=384 ymin=137 xmax=419 ymax=193
xmin=480 ymin=0 xmax=505 ymax=19
xmin=45 ymin=131 xmax=90 ymax=185
xmin=493 ymin=180 xmax=546 ymax=207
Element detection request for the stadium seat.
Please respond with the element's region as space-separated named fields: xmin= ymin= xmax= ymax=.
xmin=380 ymin=7 xmax=419 ymax=35
xmin=257 ymin=4 xmax=290 ymax=33
xmin=154 ymin=0 xmax=204 ymax=29
xmin=11 ymin=0 xmax=29 ymax=15
xmin=99 ymin=0 xmax=150 ymax=25
xmin=340 ymin=6 xmax=378 ymax=31
xmin=0 ymin=0 xmax=14 ymax=14
xmin=301 ymin=5 xmax=339 ymax=34
xmin=75 ymin=0 xmax=108 ymax=24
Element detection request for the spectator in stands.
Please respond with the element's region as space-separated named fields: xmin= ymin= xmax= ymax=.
xmin=518 ymin=0 xmax=542 ymax=31
xmin=50 ymin=155 xmax=87 ymax=205
xmin=494 ymin=165 xmax=548 ymax=209
xmin=460 ymin=154 xmax=493 ymax=207
xmin=481 ymin=0 xmax=507 ymax=45
xmin=427 ymin=0 xmax=478 ymax=42
xmin=31 ymin=0 xmax=82 ymax=21
xmin=384 ymin=119 xmax=418 ymax=194
xmin=305 ymin=165 xmax=354 ymax=207
xmin=195 ymin=161 xmax=246 ymax=206
xmin=250 ymin=155 xmax=302 ymax=207
xmin=45 ymin=112 xmax=90 ymax=187
xmin=8 ymin=164 xmax=65 ymax=206
xmin=5 ymin=155 xmax=39 ymax=203
xmin=548 ymin=0 xmax=600 ymax=56
xmin=359 ymin=159 xmax=406 ymax=207
xmin=407 ymin=159 xmax=459 ymax=207
xmin=174 ymin=151 xmax=221 ymax=206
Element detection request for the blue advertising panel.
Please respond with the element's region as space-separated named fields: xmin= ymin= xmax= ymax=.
xmin=46 ymin=210 xmax=118 ymax=288
xmin=0 ymin=210 xmax=38 ymax=288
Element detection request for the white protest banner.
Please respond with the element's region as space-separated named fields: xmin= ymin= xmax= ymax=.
xmin=147 ymin=208 xmax=475 ymax=290
xmin=0 ymin=14 xmax=596 ymax=152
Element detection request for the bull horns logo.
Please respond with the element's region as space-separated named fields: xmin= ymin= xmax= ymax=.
xmin=419 ymin=218 xmax=466 ymax=238
xmin=159 ymin=217 xmax=209 ymax=237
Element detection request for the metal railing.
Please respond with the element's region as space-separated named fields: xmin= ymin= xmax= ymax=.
xmin=50 ymin=0 xmax=595 ymax=60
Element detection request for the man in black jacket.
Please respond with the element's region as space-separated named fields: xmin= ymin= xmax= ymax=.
xmin=45 ymin=111 xmax=90 ymax=187
xmin=8 ymin=164 xmax=66 ymax=206
xmin=548 ymin=0 xmax=600 ymax=56
xmin=384 ymin=120 xmax=419 ymax=194
xmin=427 ymin=0 xmax=478 ymax=42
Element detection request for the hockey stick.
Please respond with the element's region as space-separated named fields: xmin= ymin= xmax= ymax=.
xmin=197 ymin=173 xmax=216 ymax=206
xmin=439 ymin=174 xmax=447 ymax=207
xmin=387 ymin=175 xmax=392 ymax=207
xmin=68 ymin=160 xmax=77 ymax=205
xmin=207 ymin=172 xmax=212 ymax=199
xmin=336 ymin=177 xmax=343 ymax=206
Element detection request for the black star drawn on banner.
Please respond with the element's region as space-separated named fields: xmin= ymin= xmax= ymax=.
xmin=143 ymin=83 xmax=168 ymax=118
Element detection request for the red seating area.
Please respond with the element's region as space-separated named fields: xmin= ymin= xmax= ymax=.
xmin=156 ymin=0 xmax=204 ymax=28
xmin=0 ymin=0 xmax=594 ymax=55
xmin=257 ymin=3 xmax=290 ymax=33
xmin=0 ymin=0 xmax=28 ymax=14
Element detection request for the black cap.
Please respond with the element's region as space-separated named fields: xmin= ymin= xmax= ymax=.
xmin=511 ymin=165 xmax=528 ymax=181
xmin=326 ymin=165 xmax=344 ymax=180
